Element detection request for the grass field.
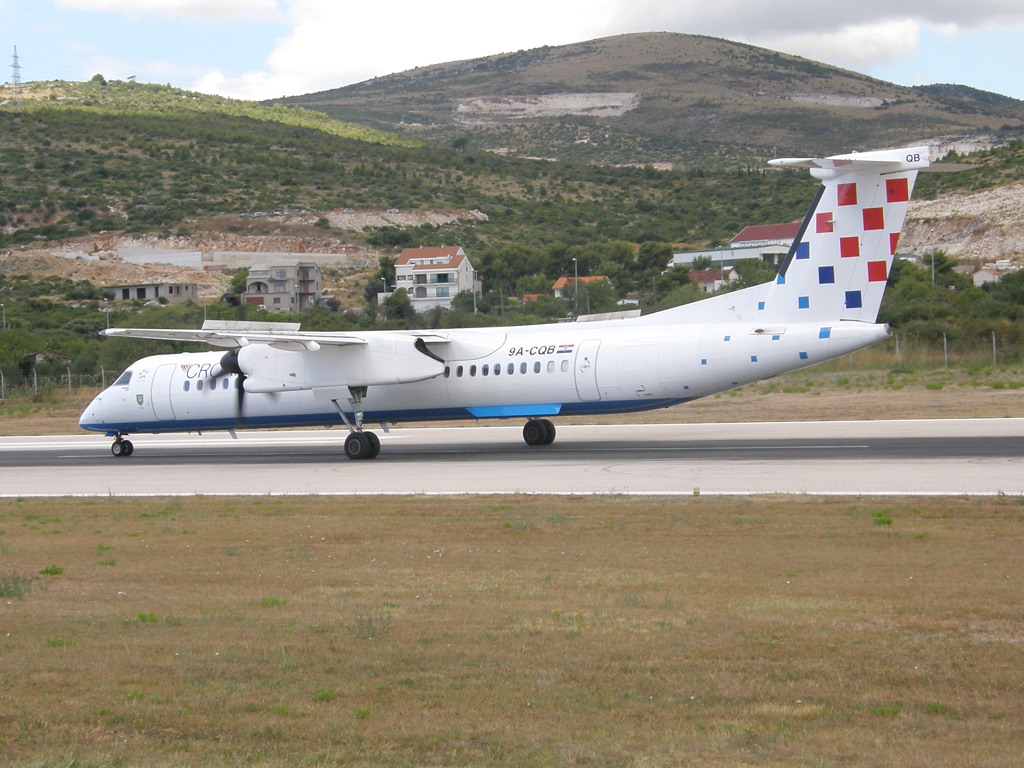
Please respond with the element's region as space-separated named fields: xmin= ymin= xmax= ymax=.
xmin=2 ymin=495 xmax=1022 ymax=766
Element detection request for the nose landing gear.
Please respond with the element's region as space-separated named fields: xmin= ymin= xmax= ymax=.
xmin=110 ymin=435 xmax=134 ymax=457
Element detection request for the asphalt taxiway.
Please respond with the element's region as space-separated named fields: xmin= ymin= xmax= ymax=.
xmin=0 ymin=419 xmax=1021 ymax=496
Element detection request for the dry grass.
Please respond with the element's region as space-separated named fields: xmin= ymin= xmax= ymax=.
xmin=1 ymin=495 xmax=1023 ymax=766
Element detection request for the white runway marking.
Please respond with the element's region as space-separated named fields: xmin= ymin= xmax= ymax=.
xmin=1 ymin=419 xmax=1022 ymax=497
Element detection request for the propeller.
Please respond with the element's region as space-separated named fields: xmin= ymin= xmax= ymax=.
xmin=213 ymin=349 xmax=246 ymax=424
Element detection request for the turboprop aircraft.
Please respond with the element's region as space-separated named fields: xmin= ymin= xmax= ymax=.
xmin=80 ymin=145 xmax=948 ymax=459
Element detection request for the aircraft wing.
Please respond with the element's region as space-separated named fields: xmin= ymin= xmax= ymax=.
xmin=100 ymin=327 xmax=453 ymax=353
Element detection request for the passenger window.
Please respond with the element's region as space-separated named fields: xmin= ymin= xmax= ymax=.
xmin=234 ymin=378 xmax=240 ymax=389
xmin=114 ymin=371 xmax=132 ymax=386
xmin=456 ymin=365 xmax=464 ymax=377
xmin=444 ymin=366 xmax=450 ymax=378
xmin=482 ymin=364 xmax=489 ymax=376
xmin=534 ymin=362 xmax=541 ymax=373
xmin=493 ymin=363 xmax=500 ymax=376
xmin=197 ymin=379 xmax=204 ymax=391
xmin=507 ymin=363 xmax=514 ymax=375
xmin=547 ymin=360 xmax=555 ymax=373
xmin=520 ymin=362 xmax=527 ymax=374
xmin=561 ymin=360 xmax=569 ymax=372
xmin=183 ymin=381 xmax=190 ymax=392
xmin=470 ymin=365 xmax=477 ymax=377
xmin=222 ymin=378 xmax=229 ymax=390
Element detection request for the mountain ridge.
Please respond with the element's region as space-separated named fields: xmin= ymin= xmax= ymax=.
xmin=270 ymin=32 xmax=1024 ymax=165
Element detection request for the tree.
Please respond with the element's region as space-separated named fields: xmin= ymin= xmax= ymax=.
xmin=451 ymin=136 xmax=469 ymax=152
xmin=229 ymin=267 xmax=249 ymax=296
xmin=634 ymin=241 xmax=673 ymax=275
xmin=691 ymin=255 xmax=714 ymax=271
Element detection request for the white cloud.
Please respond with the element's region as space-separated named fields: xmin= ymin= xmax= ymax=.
xmin=84 ymin=0 xmax=1019 ymax=99
xmin=742 ymin=19 xmax=923 ymax=70
xmin=56 ymin=0 xmax=278 ymax=21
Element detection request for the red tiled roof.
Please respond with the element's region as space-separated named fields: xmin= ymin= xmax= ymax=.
xmin=731 ymin=222 xmax=801 ymax=244
xmin=521 ymin=293 xmax=542 ymax=302
xmin=551 ymin=275 xmax=607 ymax=291
xmin=396 ymin=247 xmax=464 ymax=266
xmin=411 ymin=254 xmax=465 ymax=271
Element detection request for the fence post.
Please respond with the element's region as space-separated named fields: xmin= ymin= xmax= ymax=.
xmin=943 ymin=333 xmax=948 ymax=369
xmin=895 ymin=334 xmax=899 ymax=364
xmin=1 ymin=370 xmax=4 ymax=400
xmin=67 ymin=367 xmax=72 ymax=395
xmin=993 ymin=331 xmax=997 ymax=366
xmin=101 ymin=366 xmax=105 ymax=389
xmin=33 ymin=369 xmax=37 ymax=394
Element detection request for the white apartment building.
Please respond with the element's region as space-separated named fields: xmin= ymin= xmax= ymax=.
xmin=392 ymin=247 xmax=481 ymax=311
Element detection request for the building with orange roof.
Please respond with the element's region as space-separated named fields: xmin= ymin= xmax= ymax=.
xmin=551 ymin=275 xmax=607 ymax=298
xmin=392 ymin=246 xmax=482 ymax=310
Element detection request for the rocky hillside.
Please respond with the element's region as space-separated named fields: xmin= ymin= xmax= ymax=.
xmin=272 ymin=32 xmax=1024 ymax=165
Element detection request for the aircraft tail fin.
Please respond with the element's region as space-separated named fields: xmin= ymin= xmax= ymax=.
xmin=762 ymin=145 xmax=932 ymax=324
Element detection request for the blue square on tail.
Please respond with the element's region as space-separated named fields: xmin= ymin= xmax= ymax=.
xmin=798 ymin=296 xmax=809 ymax=309
xmin=795 ymin=242 xmax=810 ymax=260
xmin=845 ymin=290 xmax=863 ymax=309
xmin=818 ymin=266 xmax=835 ymax=284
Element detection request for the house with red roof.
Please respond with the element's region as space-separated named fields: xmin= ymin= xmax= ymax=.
xmin=392 ymin=247 xmax=482 ymax=311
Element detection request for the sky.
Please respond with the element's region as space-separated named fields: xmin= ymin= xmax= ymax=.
xmin=2 ymin=1 xmax=1024 ymax=103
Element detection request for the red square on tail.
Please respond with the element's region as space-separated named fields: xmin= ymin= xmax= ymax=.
xmin=867 ymin=261 xmax=888 ymax=282
xmin=886 ymin=177 xmax=909 ymax=203
xmin=840 ymin=237 xmax=860 ymax=258
xmin=837 ymin=183 xmax=858 ymax=206
xmin=890 ymin=233 xmax=900 ymax=255
xmin=816 ymin=212 xmax=834 ymax=233
xmin=863 ymin=207 xmax=884 ymax=231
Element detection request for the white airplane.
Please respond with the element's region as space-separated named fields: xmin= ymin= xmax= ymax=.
xmin=80 ymin=145 xmax=944 ymax=459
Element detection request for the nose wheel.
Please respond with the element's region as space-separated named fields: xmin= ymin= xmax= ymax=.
xmin=523 ymin=419 xmax=556 ymax=446
xmin=111 ymin=437 xmax=134 ymax=457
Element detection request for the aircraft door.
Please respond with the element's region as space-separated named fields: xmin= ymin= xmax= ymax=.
xmin=151 ymin=364 xmax=177 ymax=421
xmin=574 ymin=340 xmax=601 ymax=401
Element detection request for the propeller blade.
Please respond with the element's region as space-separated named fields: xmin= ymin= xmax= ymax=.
xmin=215 ymin=350 xmax=246 ymax=426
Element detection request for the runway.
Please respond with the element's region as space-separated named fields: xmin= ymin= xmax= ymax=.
xmin=0 ymin=418 xmax=1021 ymax=496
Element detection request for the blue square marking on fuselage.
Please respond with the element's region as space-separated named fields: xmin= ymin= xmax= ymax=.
xmin=799 ymin=352 xmax=809 ymax=360
xmin=819 ymin=327 xmax=831 ymax=339
xmin=758 ymin=301 xmax=765 ymax=310
xmin=798 ymin=296 xmax=809 ymax=309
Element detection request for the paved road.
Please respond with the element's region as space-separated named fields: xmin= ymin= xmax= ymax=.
xmin=0 ymin=419 xmax=1021 ymax=496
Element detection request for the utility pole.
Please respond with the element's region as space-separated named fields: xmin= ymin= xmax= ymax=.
xmin=10 ymin=46 xmax=22 ymax=110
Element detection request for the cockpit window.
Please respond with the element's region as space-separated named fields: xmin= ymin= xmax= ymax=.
xmin=113 ymin=371 xmax=132 ymax=387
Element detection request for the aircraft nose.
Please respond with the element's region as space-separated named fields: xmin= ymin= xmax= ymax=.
xmin=79 ymin=396 xmax=104 ymax=431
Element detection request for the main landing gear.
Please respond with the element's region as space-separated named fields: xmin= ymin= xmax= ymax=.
xmin=333 ymin=387 xmax=381 ymax=460
xmin=110 ymin=435 xmax=134 ymax=457
xmin=523 ymin=419 xmax=556 ymax=447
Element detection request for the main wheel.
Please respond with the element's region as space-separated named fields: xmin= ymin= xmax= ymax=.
xmin=344 ymin=432 xmax=371 ymax=460
xmin=111 ymin=440 xmax=126 ymax=458
xmin=540 ymin=419 xmax=556 ymax=445
xmin=122 ymin=440 xmax=134 ymax=456
xmin=366 ymin=431 xmax=381 ymax=459
xmin=523 ymin=420 xmax=546 ymax=446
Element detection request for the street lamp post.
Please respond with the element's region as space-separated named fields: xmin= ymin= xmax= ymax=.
xmin=103 ymin=298 xmax=108 ymax=329
xmin=572 ymin=257 xmax=578 ymax=314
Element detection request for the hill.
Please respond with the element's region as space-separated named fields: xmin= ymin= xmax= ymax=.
xmin=272 ymin=32 xmax=1024 ymax=165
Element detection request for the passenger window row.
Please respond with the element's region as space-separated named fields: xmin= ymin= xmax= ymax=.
xmin=444 ymin=358 xmax=571 ymax=379
xmin=183 ymin=378 xmax=239 ymax=392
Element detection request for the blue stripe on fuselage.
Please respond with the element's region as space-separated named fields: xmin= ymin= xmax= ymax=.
xmin=79 ymin=398 xmax=693 ymax=435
